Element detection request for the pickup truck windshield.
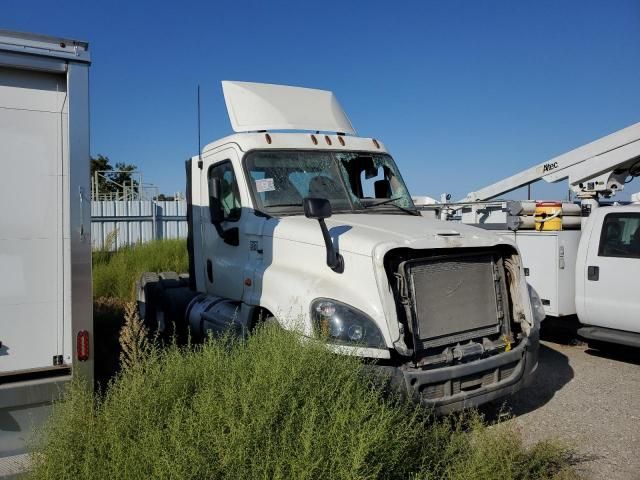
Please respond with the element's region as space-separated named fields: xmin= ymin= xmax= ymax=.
xmin=245 ymin=150 xmax=415 ymax=215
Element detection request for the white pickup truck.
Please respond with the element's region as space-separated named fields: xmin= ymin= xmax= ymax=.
xmin=575 ymin=204 xmax=640 ymax=347
xmin=139 ymin=81 xmax=542 ymax=413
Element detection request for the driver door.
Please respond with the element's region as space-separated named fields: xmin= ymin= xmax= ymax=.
xmin=200 ymin=150 xmax=246 ymax=301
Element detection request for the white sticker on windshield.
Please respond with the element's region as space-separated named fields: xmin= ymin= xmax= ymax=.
xmin=255 ymin=178 xmax=275 ymax=193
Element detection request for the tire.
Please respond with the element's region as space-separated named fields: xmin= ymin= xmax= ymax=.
xmin=137 ymin=272 xmax=161 ymax=333
xmin=587 ymin=340 xmax=616 ymax=354
xmin=250 ymin=309 xmax=280 ymax=333
xmin=137 ymin=272 xmax=197 ymax=343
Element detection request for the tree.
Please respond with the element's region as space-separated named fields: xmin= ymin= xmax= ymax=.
xmin=90 ymin=154 xmax=138 ymax=196
xmin=155 ymin=193 xmax=176 ymax=201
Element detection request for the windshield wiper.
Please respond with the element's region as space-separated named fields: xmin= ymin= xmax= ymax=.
xmin=362 ymin=197 xmax=420 ymax=216
xmin=364 ymin=197 xmax=402 ymax=208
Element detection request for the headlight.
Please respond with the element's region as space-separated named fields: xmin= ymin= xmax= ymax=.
xmin=527 ymin=284 xmax=546 ymax=326
xmin=311 ymin=299 xmax=386 ymax=349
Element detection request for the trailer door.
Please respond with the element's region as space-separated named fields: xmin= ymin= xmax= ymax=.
xmin=0 ymin=67 xmax=66 ymax=375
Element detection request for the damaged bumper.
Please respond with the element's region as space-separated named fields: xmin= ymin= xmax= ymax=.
xmin=380 ymin=327 xmax=539 ymax=414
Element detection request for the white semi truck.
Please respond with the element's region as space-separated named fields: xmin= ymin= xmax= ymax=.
xmin=138 ymin=81 xmax=543 ymax=413
xmin=417 ymin=123 xmax=640 ymax=348
xmin=0 ymin=31 xmax=92 ymax=474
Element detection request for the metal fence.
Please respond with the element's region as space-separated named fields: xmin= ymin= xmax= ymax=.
xmin=91 ymin=200 xmax=188 ymax=250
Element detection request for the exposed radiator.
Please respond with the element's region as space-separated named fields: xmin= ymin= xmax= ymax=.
xmin=403 ymin=253 xmax=504 ymax=350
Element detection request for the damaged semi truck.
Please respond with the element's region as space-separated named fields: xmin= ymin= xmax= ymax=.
xmin=138 ymin=81 xmax=543 ymax=412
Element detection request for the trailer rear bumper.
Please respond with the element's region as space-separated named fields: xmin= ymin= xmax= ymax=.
xmin=0 ymin=376 xmax=70 ymax=461
xmin=378 ymin=327 xmax=539 ymax=414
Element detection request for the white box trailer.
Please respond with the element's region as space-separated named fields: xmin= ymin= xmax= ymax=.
xmin=0 ymin=30 xmax=92 ymax=472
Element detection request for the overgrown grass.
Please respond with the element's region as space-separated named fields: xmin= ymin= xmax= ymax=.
xmin=92 ymin=239 xmax=188 ymax=300
xmin=29 ymin=325 xmax=576 ymax=480
xmin=77 ymin=241 xmax=577 ymax=478
xmin=92 ymin=239 xmax=188 ymax=383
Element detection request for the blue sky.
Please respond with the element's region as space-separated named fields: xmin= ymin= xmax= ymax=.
xmin=4 ymin=0 xmax=640 ymax=200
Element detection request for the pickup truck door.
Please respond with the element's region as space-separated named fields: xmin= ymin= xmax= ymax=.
xmin=200 ymin=150 xmax=247 ymax=301
xmin=581 ymin=210 xmax=640 ymax=333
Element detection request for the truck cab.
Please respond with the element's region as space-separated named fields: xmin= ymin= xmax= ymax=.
xmin=142 ymin=81 xmax=541 ymax=413
xmin=577 ymin=205 xmax=640 ymax=347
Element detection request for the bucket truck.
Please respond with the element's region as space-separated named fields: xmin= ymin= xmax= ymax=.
xmin=416 ymin=123 xmax=640 ymax=348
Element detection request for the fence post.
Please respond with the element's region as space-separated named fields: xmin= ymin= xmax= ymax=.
xmin=152 ymin=198 xmax=157 ymax=241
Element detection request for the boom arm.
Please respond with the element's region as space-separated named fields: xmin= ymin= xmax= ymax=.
xmin=464 ymin=122 xmax=640 ymax=202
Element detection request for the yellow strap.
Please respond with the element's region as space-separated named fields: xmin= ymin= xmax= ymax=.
xmin=502 ymin=335 xmax=512 ymax=352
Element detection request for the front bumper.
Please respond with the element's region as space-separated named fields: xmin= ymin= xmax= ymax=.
xmin=379 ymin=327 xmax=539 ymax=414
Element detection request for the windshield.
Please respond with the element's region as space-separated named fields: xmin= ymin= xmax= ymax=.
xmin=245 ymin=150 xmax=415 ymax=215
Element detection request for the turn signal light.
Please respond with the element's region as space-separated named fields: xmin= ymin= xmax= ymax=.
xmin=77 ymin=330 xmax=89 ymax=362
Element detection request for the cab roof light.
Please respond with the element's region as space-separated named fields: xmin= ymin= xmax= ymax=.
xmin=311 ymin=134 xmax=318 ymax=145
xmin=373 ymin=138 xmax=380 ymax=149
xmin=265 ymin=133 xmax=272 ymax=144
xmin=325 ymin=135 xmax=332 ymax=146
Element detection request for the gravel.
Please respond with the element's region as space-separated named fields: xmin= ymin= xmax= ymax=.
xmin=482 ymin=325 xmax=640 ymax=480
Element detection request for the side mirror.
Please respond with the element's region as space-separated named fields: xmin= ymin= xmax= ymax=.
xmin=303 ymin=197 xmax=332 ymax=220
xmin=303 ymin=197 xmax=343 ymax=273
xmin=365 ymin=166 xmax=378 ymax=179
xmin=209 ymin=177 xmax=224 ymax=224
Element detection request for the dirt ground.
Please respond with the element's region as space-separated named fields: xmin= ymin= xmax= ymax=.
xmin=482 ymin=323 xmax=640 ymax=480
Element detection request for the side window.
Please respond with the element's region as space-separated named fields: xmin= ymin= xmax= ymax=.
xmin=208 ymin=161 xmax=241 ymax=222
xmin=598 ymin=212 xmax=640 ymax=258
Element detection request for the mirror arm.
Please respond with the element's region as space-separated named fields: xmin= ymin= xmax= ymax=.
xmin=318 ymin=218 xmax=344 ymax=273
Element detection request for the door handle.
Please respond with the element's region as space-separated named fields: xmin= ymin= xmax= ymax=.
xmin=587 ymin=265 xmax=599 ymax=281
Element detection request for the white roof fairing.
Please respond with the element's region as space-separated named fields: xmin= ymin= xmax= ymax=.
xmin=222 ymin=81 xmax=356 ymax=135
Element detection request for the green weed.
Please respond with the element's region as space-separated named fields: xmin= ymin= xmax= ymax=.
xmin=92 ymin=239 xmax=188 ymax=300
xmin=29 ymin=325 xmax=575 ymax=480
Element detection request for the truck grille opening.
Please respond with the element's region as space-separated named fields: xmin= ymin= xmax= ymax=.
xmin=386 ymin=248 xmax=516 ymax=359
xmin=420 ymin=361 xmax=520 ymax=401
xmin=402 ymin=253 xmax=505 ymax=350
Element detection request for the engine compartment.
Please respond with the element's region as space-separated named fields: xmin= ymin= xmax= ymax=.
xmin=384 ymin=246 xmax=528 ymax=369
